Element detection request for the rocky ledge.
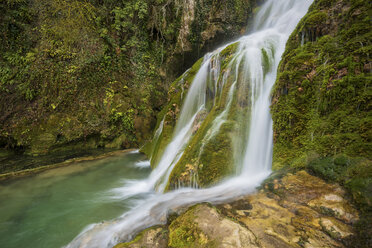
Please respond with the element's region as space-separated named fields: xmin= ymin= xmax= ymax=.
xmin=114 ymin=171 xmax=362 ymax=248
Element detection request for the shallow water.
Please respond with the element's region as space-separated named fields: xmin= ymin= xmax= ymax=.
xmin=0 ymin=151 xmax=151 ymax=248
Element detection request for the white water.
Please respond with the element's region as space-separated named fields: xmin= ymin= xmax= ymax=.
xmin=66 ymin=1 xmax=312 ymax=247
xmin=134 ymin=160 xmax=151 ymax=169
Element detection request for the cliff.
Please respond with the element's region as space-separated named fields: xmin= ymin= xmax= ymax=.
xmin=0 ymin=0 xmax=258 ymax=162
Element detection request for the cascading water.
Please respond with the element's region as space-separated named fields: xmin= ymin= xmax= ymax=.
xmin=66 ymin=0 xmax=313 ymax=247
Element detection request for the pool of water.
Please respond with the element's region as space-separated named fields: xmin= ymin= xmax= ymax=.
xmin=0 ymin=151 xmax=151 ymax=248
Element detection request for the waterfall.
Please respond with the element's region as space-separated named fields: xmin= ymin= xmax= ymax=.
xmin=65 ymin=0 xmax=313 ymax=247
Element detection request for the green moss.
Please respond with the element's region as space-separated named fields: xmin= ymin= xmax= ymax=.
xmin=272 ymin=0 xmax=371 ymax=170
xmin=0 ymin=148 xmax=14 ymax=158
xmin=302 ymin=154 xmax=372 ymax=215
xmin=220 ymin=42 xmax=239 ymax=57
xmin=146 ymin=57 xmax=204 ymax=168
xmin=304 ymin=11 xmax=327 ymax=27
xmin=114 ymin=225 xmax=169 ymax=247
xmin=261 ymin=48 xmax=273 ymax=75
xmin=168 ymin=205 xmax=215 ymax=248
xmin=271 ymin=4 xmax=371 ymax=244
xmin=165 ymin=71 xmax=240 ymax=189
xmin=163 ymin=42 xmax=259 ymax=189
xmin=220 ymin=42 xmax=241 ymax=71
xmin=113 ymin=231 xmax=144 ymax=248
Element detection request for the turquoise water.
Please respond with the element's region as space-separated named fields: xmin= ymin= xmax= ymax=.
xmin=0 ymin=151 xmax=151 ymax=248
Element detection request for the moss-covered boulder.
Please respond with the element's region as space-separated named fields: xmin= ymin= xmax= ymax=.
xmin=168 ymin=204 xmax=260 ymax=248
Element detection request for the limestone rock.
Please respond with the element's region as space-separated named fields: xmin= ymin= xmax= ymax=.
xmin=168 ymin=204 xmax=260 ymax=248
xmin=115 ymin=171 xmax=359 ymax=248
xmin=114 ymin=226 xmax=168 ymax=248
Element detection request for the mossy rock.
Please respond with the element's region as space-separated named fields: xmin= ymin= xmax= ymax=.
xmin=145 ymin=58 xmax=204 ymax=168
xmin=28 ymin=133 xmax=56 ymax=156
xmin=113 ymin=226 xmax=168 ymax=248
xmin=105 ymin=134 xmax=128 ymax=149
xmin=0 ymin=148 xmax=14 ymax=158
xmin=272 ymin=0 xmax=371 ymax=171
xmin=303 ymin=11 xmax=328 ymax=27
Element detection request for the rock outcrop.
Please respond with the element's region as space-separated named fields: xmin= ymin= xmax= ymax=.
xmin=114 ymin=171 xmax=361 ymax=248
xmin=0 ymin=0 xmax=258 ymax=167
xmin=271 ymin=0 xmax=371 ymax=167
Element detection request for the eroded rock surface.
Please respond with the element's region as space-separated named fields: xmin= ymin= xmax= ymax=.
xmin=113 ymin=226 xmax=168 ymax=248
xmin=115 ymin=171 xmax=359 ymax=247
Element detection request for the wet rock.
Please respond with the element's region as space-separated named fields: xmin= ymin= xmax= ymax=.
xmin=169 ymin=204 xmax=260 ymax=248
xmin=29 ymin=133 xmax=56 ymax=155
xmin=114 ymin=226 xmax=168 ymax=248
xmin=320 ymin=217 xmax=353 ymax=240
xmin=115 ymin=171 xmax=359 ymax=248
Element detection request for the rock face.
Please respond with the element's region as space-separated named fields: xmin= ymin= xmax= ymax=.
xmin=271 ymin=0 xmax=371 ymax=167
xmin=0 ymin=0 xmax=258 ymax=163
xmin=171 ymin=0 xmax=258 ymax=68
xmin=268 ymin=0 xmax=371 ymax=229
xmin=115 ymin=171 xmax=360 ymax=248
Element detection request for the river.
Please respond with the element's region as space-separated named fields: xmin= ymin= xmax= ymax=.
xmin=0 ymin=151 xmax=151 ymax=248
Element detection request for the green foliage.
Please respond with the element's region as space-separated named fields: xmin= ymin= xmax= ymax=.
xmin=272 ymin=0 xmax=371 ymax=169
xmin=308 ymin=156 xmax=347 ymax=182
xmin=0 ymin=0 xmax=171 ymax=153
xmin=271 ymin=4 xmax=372 ymax=243
xmin=0 ymin=0 xmax=257 ymax=156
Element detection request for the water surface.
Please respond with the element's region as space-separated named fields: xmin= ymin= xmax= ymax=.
xmin=0 ymin=151 xmax=151 ymax=248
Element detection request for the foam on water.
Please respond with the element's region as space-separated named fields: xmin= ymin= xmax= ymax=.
xmin=134 ymin=160 xmax=151 ymax=169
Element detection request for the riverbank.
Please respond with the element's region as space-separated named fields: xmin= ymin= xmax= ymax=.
xmin=0 ymin=149 xmax=137 ymax=182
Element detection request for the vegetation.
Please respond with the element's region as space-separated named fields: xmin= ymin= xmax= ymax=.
xmin=271 ymin=1 xmax=371 ymax=245
xmin=141 ymin=57 xmax=204 ymax=167
xmin=154 ymin=42 xmax=242 ymax=189
xmin=0 ymin=0 xmax=257 ymax=163
xmin=168 ymin=205 xmax=216 ymax=248
xmin=272 ymin=0 xmax=371 ymax=163
xmin=0 ymin=0 xmax=168 ymax=156
xmin=271 ymin=0 xmax=371 ymax=204
xmin=1 ymin=0 xmax=371 ymax=247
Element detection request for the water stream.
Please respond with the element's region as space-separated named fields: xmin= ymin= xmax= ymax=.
xmin=66 ymin=1 xmax=313 ymax=247
xmin=0 ymin=1 xmax=313 ymax=247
